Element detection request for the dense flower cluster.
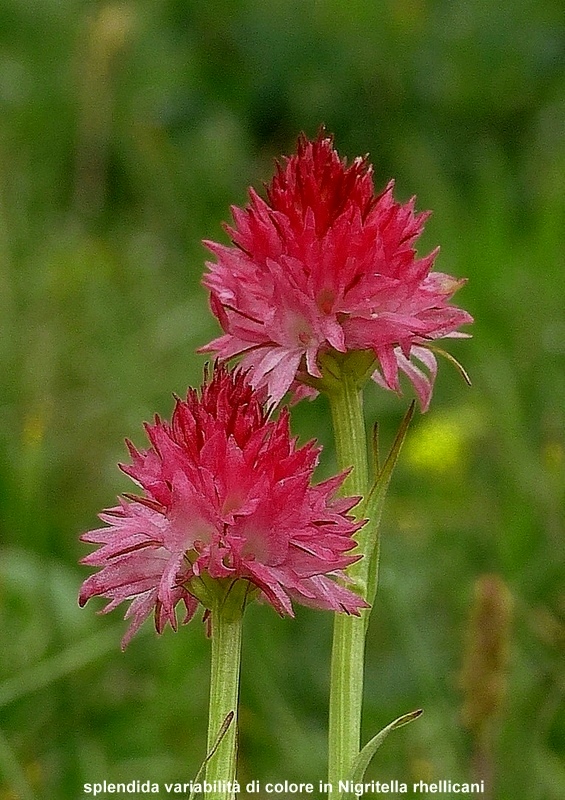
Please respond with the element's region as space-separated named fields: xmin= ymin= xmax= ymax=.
xmin=201 ymin=131 xmax=472 ymax=409
xmin=79 ymin=366 xmax=365 ymax=647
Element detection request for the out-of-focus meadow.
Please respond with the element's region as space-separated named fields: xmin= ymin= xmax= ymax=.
xmin=0 ymin=1 xmax=563 ymax=798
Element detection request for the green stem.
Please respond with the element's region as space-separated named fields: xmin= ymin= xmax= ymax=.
xmin=329 ymin=374 xmax=369 ymax=502
xmin=327 ymin=367 xmax=370 ymax=791
xmin=205 ymin=596 xmax=244 ymax=800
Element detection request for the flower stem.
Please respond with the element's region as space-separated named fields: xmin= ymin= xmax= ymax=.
xmin=205 ymin=594 xmax=244 ymax=800
xmin=326 ymin=363 xmax=370 ymax=791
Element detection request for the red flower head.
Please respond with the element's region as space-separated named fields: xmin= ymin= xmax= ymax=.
xmin=201 ymin=131 xmax=472 ymax=410
xmin=79 ymin=366 xmax=365 ymax=647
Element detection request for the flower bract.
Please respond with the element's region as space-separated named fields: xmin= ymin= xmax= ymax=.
xmin=79 ymin=366 xmax=366 ymax=647
xmin=201 ymin=131 xmax=473 ymax=409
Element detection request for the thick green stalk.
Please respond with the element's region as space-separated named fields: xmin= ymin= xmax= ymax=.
xmin=205 ymin=598 xmax=244 ymax=800
xmin=327 ymin=369 xmax=370 ymax=791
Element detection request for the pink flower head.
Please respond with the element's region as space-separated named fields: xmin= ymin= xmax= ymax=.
xmin=79 ymin=365 xmax=366 ymax=647
xmin=201 ymin=131 xmax=473 ymax=410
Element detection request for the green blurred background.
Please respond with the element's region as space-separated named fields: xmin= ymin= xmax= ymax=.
xmin=0 ymin=1 xmax=563 ymax=798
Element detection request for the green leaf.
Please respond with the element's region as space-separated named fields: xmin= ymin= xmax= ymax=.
xmin=340 ymin=709 xmax=423 ymax=800
xmin=189 ymin=711 xmax=235 ymax=800
xmin=360 ymin=401 xmax=415 ymax=611
xmin=424 ymin=344 xmax=472 ymax=386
